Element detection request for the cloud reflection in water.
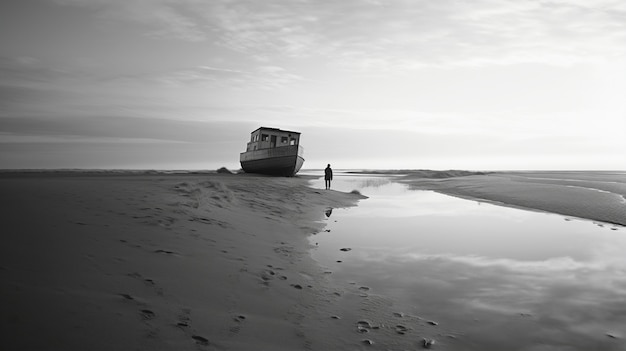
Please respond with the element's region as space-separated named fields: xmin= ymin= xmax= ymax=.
xmin=312 ymin=174 xmax=626 ymax=350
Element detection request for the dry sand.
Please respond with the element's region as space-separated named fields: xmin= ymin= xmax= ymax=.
xmin=0 ymin=172 xmax=367 ymax=350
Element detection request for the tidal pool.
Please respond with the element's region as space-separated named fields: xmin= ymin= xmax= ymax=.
xmin=307 ymin=171 xmax=626 ymax=350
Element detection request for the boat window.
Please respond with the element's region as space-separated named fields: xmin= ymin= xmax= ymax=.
xmin=281 ymin=136 xmax=288 ymax=144
xmin=262 ymin=134 xmax=269 ymax=141
xmin=290 ymin=138 xmax=296 ymax=145
xmin=254 ymin=134 xmax=259 ymax=142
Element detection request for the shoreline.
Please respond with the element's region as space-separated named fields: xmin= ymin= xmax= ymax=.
xmin=400 ymin=171 xmax=626 ymax=227
xmin=420 ymin=188 xmax=626 ymax=228
xmin=445 ymin=193 xmax=625 ymax=228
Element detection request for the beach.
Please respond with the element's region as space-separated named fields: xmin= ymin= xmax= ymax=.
xmin=0 ymin=171 xmax=365 ymax=350
xmin=1 ymin=170 xmax=625 ymax=350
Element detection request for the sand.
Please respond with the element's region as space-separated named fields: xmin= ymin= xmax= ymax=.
xmin=0 ymin=171 xmax=366 ymax=350
xmin=2 ymin=170 xmax=624 ymax=350
xmin=401 ymin=171 xmax=626 ymax=227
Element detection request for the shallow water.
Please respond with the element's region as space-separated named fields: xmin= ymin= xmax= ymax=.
xmin=305 ymin=171 xmax=626 ymax=350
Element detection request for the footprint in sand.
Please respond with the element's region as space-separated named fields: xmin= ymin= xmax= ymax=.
xmin=176 ymin=308 xmax=191 ymax=328
xmin=274 ymin=245 xmax=295 ymax=258
xmin=192 ymin=335 xmax=210 ymax=346
xmin=395 ymin=324 xmax=409 ymax=335
xmin=423 ymin=338 xmax=436 ymax=348
xmin=154 ymin=249 xmax=176 ymax=255
xmin=267 ymin=264 xmax=286 ymax=271
xmin=119 ymin=293 xmax=134 ymax=301
xmin=259 ymin=269 xmax=281 ymax=286
xmin=229 ymin=315 xmax=247 ymax=335
xmin=357 ymin=320 xmax=372 ymax=333
xmin=140 ymin=309 xmax=155 ymax=320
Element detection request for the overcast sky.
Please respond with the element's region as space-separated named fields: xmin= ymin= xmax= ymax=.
xmin=1 ymin=0 xmax=625 ymax=170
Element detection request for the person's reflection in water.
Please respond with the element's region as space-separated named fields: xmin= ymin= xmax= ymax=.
xmin=325 ymin=208 xmax=333 ymax=218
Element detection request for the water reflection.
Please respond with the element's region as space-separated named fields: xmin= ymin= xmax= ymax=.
xmin=308 ymin=172 xmax=626 ymax=350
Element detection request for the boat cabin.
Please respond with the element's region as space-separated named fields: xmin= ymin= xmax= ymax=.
xmin=245 ymin=127 xmax=300 ymax=152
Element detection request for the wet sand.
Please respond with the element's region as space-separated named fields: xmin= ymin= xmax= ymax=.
xmin=401 ymin=171 xmax=626 ymax=227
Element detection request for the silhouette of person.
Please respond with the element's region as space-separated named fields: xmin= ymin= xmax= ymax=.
xmin=324 ymin=164 xmax=333 ymax=190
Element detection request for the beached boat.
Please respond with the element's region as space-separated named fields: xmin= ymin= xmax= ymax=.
xmin=240 ymin=127 xmax=305 ymax=176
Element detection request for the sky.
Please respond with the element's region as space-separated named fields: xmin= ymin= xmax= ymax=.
xmin=1 ymin=0 xmax=625 ymax=171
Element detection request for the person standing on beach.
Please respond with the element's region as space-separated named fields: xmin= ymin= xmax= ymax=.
xmin=324 ymin=164 xmax=333 ymax=190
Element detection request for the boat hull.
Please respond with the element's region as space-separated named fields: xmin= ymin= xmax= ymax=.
xmin=240 ymin=145 xmax=304 ymax=176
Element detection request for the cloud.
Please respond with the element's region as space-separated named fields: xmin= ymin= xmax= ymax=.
xmin=155 ymin=65 xmax=245 ymax=86
xmin=0 ymin=86 xmax=49 ymax=111
xmin=0 ymin=115 xmax=251 ymax=144
xmin=208 ymin=1 xmax=323 ymax=57
xmin=0 ymin=133 xmax=188 ymax=144
xmin=0 ymin=56 xmax=70 ymax=85
xmin=144 ymin=5 xmax=207 ymax=42
xmin=0 ymin=56 xmax=82 ymax=113
xmin=156 ymin=64 xmax=301 ymax=90
xmin=52 ymin=0 xmax=208 ymax=42
xmin=50 ymin=0 xmax=626 ymax=72
xmin=0 ymin=116 xmax=252 ymax=169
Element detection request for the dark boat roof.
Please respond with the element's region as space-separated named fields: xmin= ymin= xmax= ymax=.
xmin=252 ymin=127 xmax=301 ymax=135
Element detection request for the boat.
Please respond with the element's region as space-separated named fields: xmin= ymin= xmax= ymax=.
xmin=239 ymin=127 xmax=305 ymax=176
